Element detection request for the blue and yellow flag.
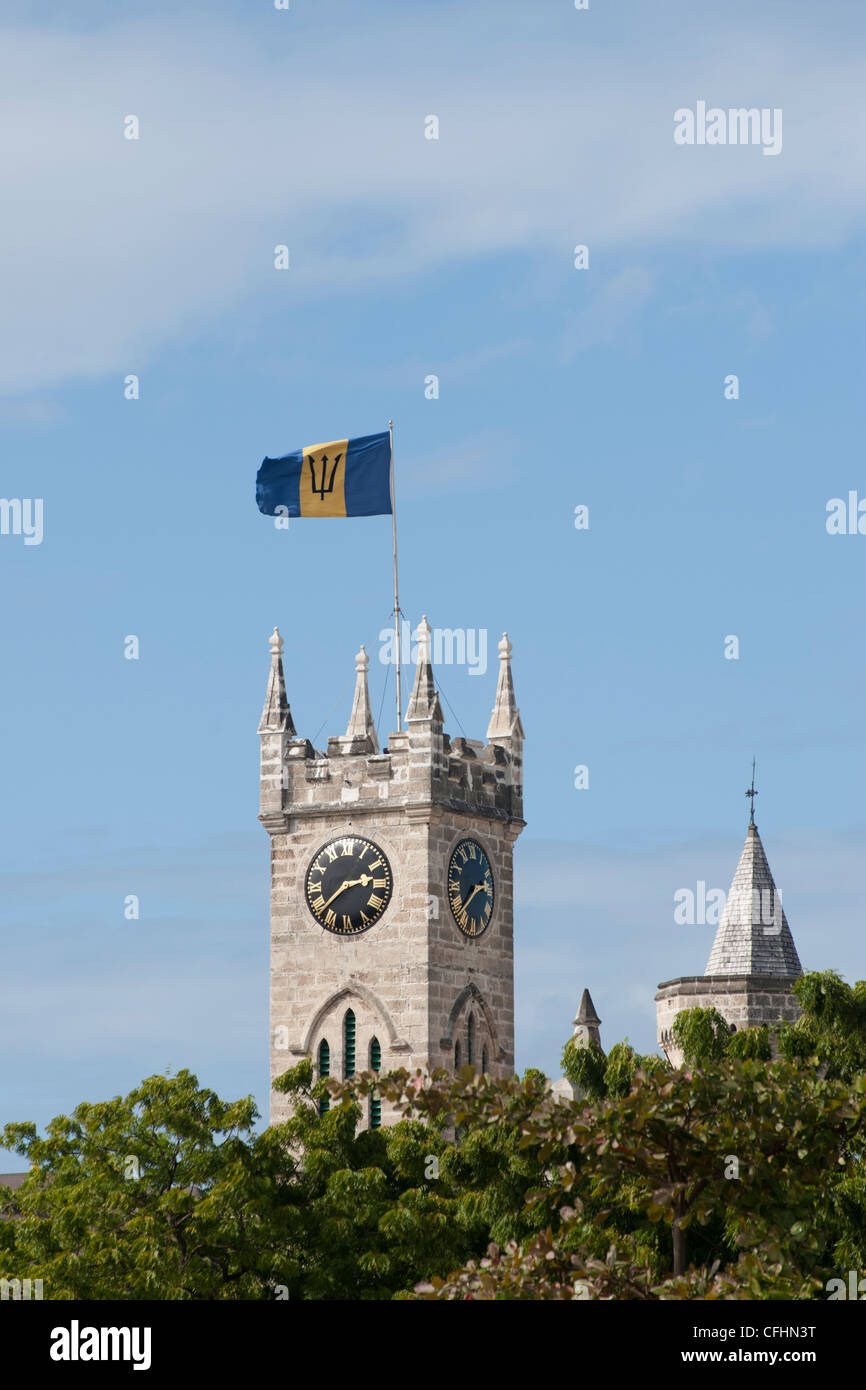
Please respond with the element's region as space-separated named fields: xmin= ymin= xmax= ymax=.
xmin=256 ymin=430 xmax=392 ymax=518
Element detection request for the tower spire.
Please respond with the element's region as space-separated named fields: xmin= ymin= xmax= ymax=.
xmin=406 ymin=615 xmax=443 ymax=724
xmin=705 ymin=818 xmax=802 ymax=978
xmin=342 ymin=644 xmax=379 ymax=753
xmin=258 ymin=626 xmax=296 ymax=734
xmin=487 ymin=633 xmax=524 ymax=742
xmin=572 ymin=988 xmax=602 ymax=1049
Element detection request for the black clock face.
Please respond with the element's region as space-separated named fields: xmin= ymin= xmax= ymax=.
xmin=305 ymin=835 xmax=393 ymax=936
xmin=448 ymin=838 xmax=494 ymax=938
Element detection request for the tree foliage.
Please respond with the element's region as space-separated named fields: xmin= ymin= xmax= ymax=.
xmin=2 ymin=970 xmax=865 ymax=1300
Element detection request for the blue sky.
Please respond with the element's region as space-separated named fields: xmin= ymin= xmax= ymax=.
xmin=2 ymin=0 xmax=865 ymax=1164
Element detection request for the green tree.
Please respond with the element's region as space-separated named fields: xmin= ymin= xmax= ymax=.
xmin=388 ymin=1060 xmax=866 ymax=1297
xmin=561 ymin=1036 xmax=666 ymax=1100
xmin=0 ymin=1070 xmax=296 ymax=1299
xmin=778 ymin=970 xmax=866 ymax=1081
xmin=671 ymin=1006 xmax=732 ymax=1064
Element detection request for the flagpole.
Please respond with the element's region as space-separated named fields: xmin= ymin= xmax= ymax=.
xmin=389 ymin=420 xmax=402 ymax=732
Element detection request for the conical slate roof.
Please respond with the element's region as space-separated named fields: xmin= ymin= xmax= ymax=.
xmin=573 ymin=988 xmax=601 ymax=1028
xmin=705 ymin=823 xmax=802 ymax=977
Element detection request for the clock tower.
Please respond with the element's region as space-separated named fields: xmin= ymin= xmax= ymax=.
xmin=259 ymin=617 xmax=525 ymax=1126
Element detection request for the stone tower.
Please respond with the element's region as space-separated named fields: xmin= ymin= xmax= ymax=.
xmin=572 ymin=988 xmax=603 ymax=1050
xmin=656 ymin=817 xmax=803 ymax=1066
xmin=550 ymin=988 xmax=604 ymax=1103
xmin=259 ymin=619 xmax=526 ymax=1125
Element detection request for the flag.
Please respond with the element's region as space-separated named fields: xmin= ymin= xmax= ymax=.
xmin=256 ymin=430 xmax=392 ymax=518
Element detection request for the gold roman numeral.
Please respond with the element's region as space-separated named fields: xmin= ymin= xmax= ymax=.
xmin=367 ymin=893 xmax=384 ymax=911
xmin=340 ymin=839 xmax=354 ymax=856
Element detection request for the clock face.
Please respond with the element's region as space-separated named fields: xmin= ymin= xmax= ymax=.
xmin=305 ymin=835 xmax=393 ymax=936
xmin=448 ymin=838 xmax=495 ymax=938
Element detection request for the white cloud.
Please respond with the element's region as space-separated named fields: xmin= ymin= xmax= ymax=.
xmin=0 ymin=11 xmax=864 ymax=392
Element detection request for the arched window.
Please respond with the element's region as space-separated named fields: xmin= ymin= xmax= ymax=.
xmin=369 ymin=1036 xmax=382 ymax=1130
xmin=318 ymin=1039 xmax=330 ymax=1116
xmin=454 ymin=1039 xmax=461 ymax=1069
xmin=343 ymin=1009 xmax=356 ymax=1079
xmin=467 ymin=1013 xmax=476 ymax=1066
xmin=481 ymin=1045 xmax=488 ymax=1075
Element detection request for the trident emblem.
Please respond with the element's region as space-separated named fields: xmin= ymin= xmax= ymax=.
xmin=309 ymin=452 xmax=342 ymax=500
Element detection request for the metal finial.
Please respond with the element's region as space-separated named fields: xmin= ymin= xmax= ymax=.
xmin=745 ymin=757 xmax=758 ymax=825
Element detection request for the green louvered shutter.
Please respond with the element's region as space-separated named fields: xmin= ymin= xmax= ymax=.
xmin=344 ymin=1010 xmax=356 ymax=1078
xmin=318 ymin=1039 xmax=330 ymax=1115
xmin=370 ymin=1036 xmax=382 ymax=1129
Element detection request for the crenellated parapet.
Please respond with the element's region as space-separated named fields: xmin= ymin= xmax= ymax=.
xmin=259 ymin=616 xmax=525 ymax=834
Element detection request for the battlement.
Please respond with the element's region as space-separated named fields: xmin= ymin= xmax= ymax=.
xmin=259 ymin=618 xmax=524 ymax=831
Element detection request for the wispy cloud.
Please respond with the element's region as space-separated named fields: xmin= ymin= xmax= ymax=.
xmin=0 ymin=9 xmax=864 ymax=392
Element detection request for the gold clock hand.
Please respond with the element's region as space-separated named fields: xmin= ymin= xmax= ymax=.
xmin=462 ymin=884 xmax=483 ymax=909
xmin=321 ymin=880 xmax=352 ymax=910
xmin=321 ymin=874 xmax=372 ymax=910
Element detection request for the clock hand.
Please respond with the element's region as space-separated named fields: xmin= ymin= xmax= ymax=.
xmin=321 ymin=874 xmax=372 ymax=910
xmin=462 ymin=884 xmax=484 ymax=909
xmin=321 ymin=881 xmax=350 ymax=910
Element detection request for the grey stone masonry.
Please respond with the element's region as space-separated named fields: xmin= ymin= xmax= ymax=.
xmin=260 ymin=617 xmax=525 ymax=1127
xmin=656 ymin=974 xmax=801 ymax=1066
xmin=656 ymin=816 xmax=803 ymax=1065
xmin=705 ymin=823 xmax=802 ymax=977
